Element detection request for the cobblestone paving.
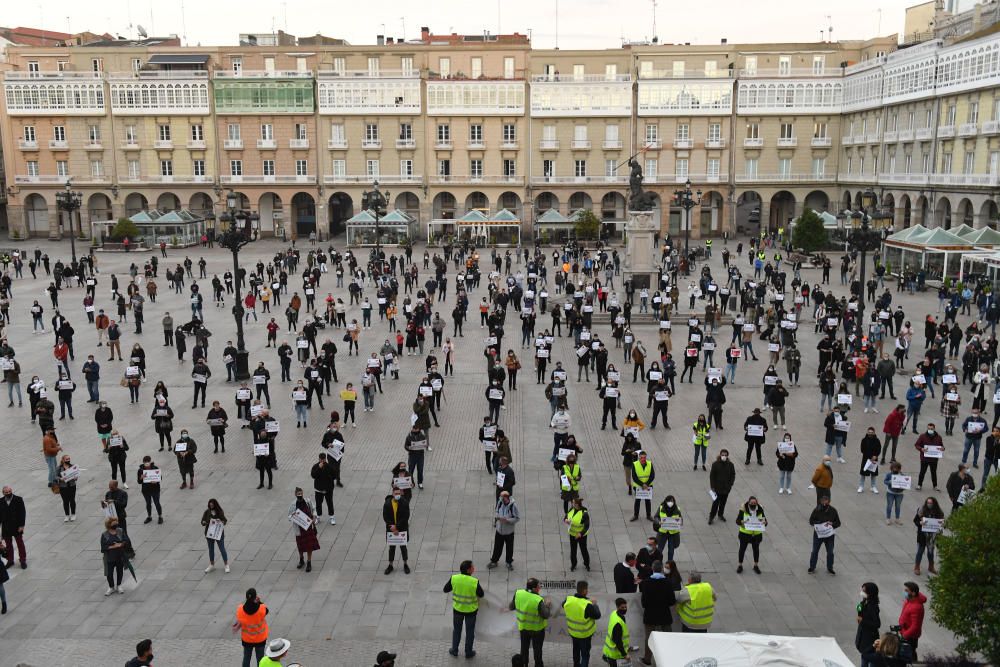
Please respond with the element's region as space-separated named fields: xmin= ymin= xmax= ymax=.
xmin=0 ymin=238 xmax=960 ymax=666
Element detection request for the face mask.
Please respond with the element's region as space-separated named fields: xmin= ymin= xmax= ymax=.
xmin=861 ymin=590 xmax=868 ymax=598
xmin=666 ymin=501 xmax=675 ymax=508
xmin=720 ymin=455 xmax=728 ymax=461
xmin=393 ymin=494 xmax=401 ymax=500
xmin=646 ymin=544 xmax=655 ymax=552
xmin=927 ymin=429 xmax=935 ymax=435
xmin=749 ymin=504 xmax=758 ymax=510
xmin=823 ymin=461 xmax=831 ymax=467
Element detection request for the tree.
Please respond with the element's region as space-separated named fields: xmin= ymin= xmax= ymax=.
xmin=791 ymin=208 xmax=829 ymax=253
xmin=573 ymin=209 xmax=601 ymax=241
xmin=111 ymin=218 xmax=139 ymax=241
xmin=929 ymin=474 xmax=1000 ymax=664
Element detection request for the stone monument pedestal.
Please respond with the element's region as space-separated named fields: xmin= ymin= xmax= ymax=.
xmin=623 ymin=210 xmax=658 ymax=290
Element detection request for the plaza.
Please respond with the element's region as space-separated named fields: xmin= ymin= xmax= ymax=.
xmin=0 ymin=236 xmax=964 ymax=666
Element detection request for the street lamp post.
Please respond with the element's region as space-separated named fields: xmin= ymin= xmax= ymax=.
xmin=55 ymin=180 xmax=83 ymax=263
xmin=673 ymin=178 xmax=702 ymax=270
xmin=362 ymin=180 xmax=390 ymax=263
xmin=850 ymin=187 xmax=884 ymax=327
xmin=218 ymin=190 xmax=252 ymax=381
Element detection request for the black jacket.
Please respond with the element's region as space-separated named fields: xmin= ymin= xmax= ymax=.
xmin=311 ymin=461 xmax=336 ymax=492
xmin=0 ymin=494 xmax=26 ymax=533
xmin=709 ymin=459 xmax=736 ymax=493
xmin=613 ymin=562 xmax=637 ymax=593
xmin=639 ymin=576 xmax=676 ymax=625
xmin=382 ymin=495 xmax=410 ymax=531
xmin=855 ymin=598 xmax=881 ymax=654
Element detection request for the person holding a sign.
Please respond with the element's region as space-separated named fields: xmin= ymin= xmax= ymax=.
xmin=137 ymin=456 xmax=163 ymax=524
xmin=823 ymin=407 xmax=849 ymax=463
xmin=915 ymin=425 xmax=945 ymax=490
xmin=383 ymin=487 xmax=411 ymax=575
xmin=488 ymin=491 xmax=519 ymax=570
xmin=310 ymin=453 xmax=336 ymax=525
xmin=857 ymin=427 xmax=882 ymax=493
xmin=206 ymin=401 xmax=229 ymax=453
xmin=201 ymin=499 xmax=230 ymax=573
xmin=629 ymin=451 xmax=656 ymax=521
xmin=173 ymin=430 xmax=198 ymax=489
xmin=100 ymin=517 xmax=129 ymax=595
xmin=735 ymin=497 xmax=767 ymax=574
xmin=598 ymin=381 xmax=622 ymax=430
xmin=945 ymin=464 xmax=976 ymax=514
xmin=808 ymin=495 xmax=841 ymax=574
xmin=485 ymin=380 xmax=505 ymax=424
xmin=103 ymin=479 xmax=129 ymax=535
xmin=55 ymin=455 xmax=78 ymax=521
xmin=883 ymin=461 xmax=909 ymax=524
xmin=105 ymin=428 xmax=129 ymax=487
xmin=960 ymin=408 xmax=988 ymax=467
xmin=939 ymin=386 xmax=961 ymax=436
xmin=190 ymin=358 xmax=211 ymax=409
xmin=654 ymin=495 xmax=682 ymax=560
xmin=743 ymin=408 xmax=769 ymax=466
xmin=404 ymin=424 xmax=427 ymax=490
xmin=288 ymin=488 xmax=319 ymax=572
xmin=913 ymin=498 xmax=944 ymax=575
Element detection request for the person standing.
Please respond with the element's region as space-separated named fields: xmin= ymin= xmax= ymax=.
xmin=444 ymin=560 xmax=484 ymax=658
xmin=692 ymin=414 xmax=711 ymax=471
xmin=743 ymin=408 xmax=768 ymax=465
xmin=808 ymin=495 xmax=841 ymax=574
xmin=287 ymin=488 xmax=319 ymax=572
xmin=201 ymin=498 xmax=230 ymax=573
xmin=898 ymin=582 xmax=926 ymax=660
xmin=654 ymin=495 xmax=682 ymax=560
xmin=382 ymin=486 xmax=411 ymax=574
xmin=488 ymin=491 xmax=519 ymax=570
xmin=565 ymin=497 xmax=591 ymax=572
xmin=103 ymin=479 xmax=129 ymax=534
xmin=856 ymin=583 xmax=882 ymax=667
xmin=137 ymin=456 xmax=163 ymax=524
xmin=100 ymin=517 xmax=129 ymax=595
xmin=960 ymin=407 xmax=988 ymax=468
xmin=207 ymin=401 xmax=229 ymax=453
xmin=983 ymin=425 xmax=1000 ymax=489
xmin=630 ymin=451 xmax=655 ymax=521
xmin=191 ymin=357 xmax=211 ymax=408
xmin=563 ymin=580 xmax=601 ymax=667
xmin=233 ymin=588 xmax=269 ymax=667
xmin=735 ymin=496 xmax=767 ymax=574
xmin=915 ymin=424 xmax=944 ymax=491
xmin=510 ymin=577 xmax=551 ymax=667
xmin=105 ymin=428 xmax=128 ymax=487
xmin=601 ymin=598 xmax=634 ymax=664
xmin=311 ymin=453 xmax=336 ymax=525
xmin=945 ymin=463 xmax=975 ymax=514
xmin=0 ymin=487 xmax=27 ymax=569
xmin=57 ymin=454 xmax=77 ymax=521
xmin=174 ymin=429 xmax=198 ymax=489
xmin=676 ymin=571 xmax=716 ymax=633
xmin=613 ymin=554 xmax=638 ymax=593
xmin=638 ymin=561 xmax=675 ymax=666
xmin=81 ymin=355 xmax=100 ymax=403
xmin=881 ymin=405 xmax=905 ymax=464
xmin=811 ymin=455 xmax=834 ymax=501
xmin=858 ymin=427 xmax=882 ymax=493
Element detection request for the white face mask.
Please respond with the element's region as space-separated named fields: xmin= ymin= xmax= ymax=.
xmin=666 ymin=501 xmax=675 ymax=508
xmin=720 ymin=455 xmax=728 ymax=461
xmin=393 ymin=494 xmax=401 ymax=501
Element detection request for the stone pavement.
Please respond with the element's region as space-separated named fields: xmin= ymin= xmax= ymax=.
xmin=0 ymin=238 xmax=961 ymax=666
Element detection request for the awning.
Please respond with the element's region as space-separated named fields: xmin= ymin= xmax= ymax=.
xmin=148 ymin=53 xmax=210 ymax=65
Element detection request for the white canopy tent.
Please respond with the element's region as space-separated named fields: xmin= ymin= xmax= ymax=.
xmin=649 ymin=632 xmax=855 ymax=667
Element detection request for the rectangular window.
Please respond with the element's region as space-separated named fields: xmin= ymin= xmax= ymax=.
xmin=969 ymin=101 xmax=979 ymax=124
xmin=399 ymin=123 xmax=412 ymax=140
xmin=847 ymin=157 xmax=853 ymax=174
xmin=605 ymin=124 xmax=619 ymax=141
xmin=91 ymin=58 xmax=102 ymax=73
xmin=573 ymin=64 xmax=585 ymax=81
xmin=574 ymin=125 xmax=588 ymax=141
xmin=778 ymin=55 xmax=791 ymax=75
xmin=707 ymin=158 xmax=721 ymax=177
xmin=401 ymin=57 xmax=414 ymax=76
xmin=294 ymin=123 xmax=306 ymax=140
xmin=127 ymin=160 xmax=140 ymax=179
xmin=332 ymin=57 xmax=345 ymax=74
xmin=504 ymin=57 xmax=515 ymax=79
xmin=264 ymin=56 xmax=275 ymax=72
xmin=503 ymin=159 xmax=516 ymax=177
xmin=676 ymin=123 xmax=690 ymax=141
xmin=744 ymin=158 xmax=759 ymax=178
xmin=400 ymin=159 xmax=413 ymax=177
xmin=645 ymin=124 xmax=658 ymax=143
xmin=296 ymin=57 xmax=308 ymax=73
xmin=437 ymin=124 xmax=450 ymax=143
xmin=859 ymin=156 xmax=865 ymax=175
xmin=812 ymin=55 xmax=825 ymax=74
xmin=295 ymin=159 xmax=308 ymax=176
xmin=191 ymin=124 xmax=204 ymax=141
xmin=964 ymin=151 xmax=975 ymax=174
xmin=574 ymin=160 xmax=587 ymax=178
xmin=503 ymin=123 xmax=516 ymax=143
xmin=744 ymin=56 xmax=757 ymax=75
xmin=27 ymin=161 xmax=39 ymax=177
xmin=672 ymin=158 xmax=684 ymax=179
xmin=231 ymin=57 xmax=242 ymax=75
xmin=990 ymin=150 xmax=1000 ymax=175
xmin=746 ymin=122 xmax=760 ymax=139
xmin=230 ymin=160 xmax=243 ymax=176
xmin=125 ymin=125 xmax=138 ymax=143
xmin=132 ymin=58 xmax=143 ymax=72
xmin=262 ymin=159 xmax=275 ymax=176
xmin=254 ymin=123 xmax=270 ymax=141
xmin=543 ymin=64 xmax=557 ymax=80
xmin=778 ymin=158 xmax=792 ymax=177
xmin=605 ymin=159 xmax=617 ymax=177
xmin=366 ymin=123 xmax=380 ymax=141
xmin=946 ymin=104 xmax=956 ymax=125
xmin=438 ymin=159 xmax=451 ymax=176
xmin=908 ymin=111 xmax=915 ymax=129
xmin=922 ymin=153 xmax=930 ymax=173
xmin=331 ymin=159 xmax=346 ymax=177
xmin=439 ymin=57 xmax=451 ymax=78
xmin=603 ymin=64 xmax=617 ymax=80
xmin=705 ymin=60 xmax=718 ymax=77
xmin=639 ymin=61 xmax=653 ymax=78
xmin=53 ymin=126 xmax=66 ymax=142
xmin=56 ymin=160 xmax=68 ymax=177
xmin=646 ymin=158 xmax=659 ymax=180
xmin=542 ymin=125 xmax=556 ymax=142
xmin=925 ymin=109 xmax=933 ymax=128
xmin=27 ymin=61 xmax=39 ymax=75
xmin=158 ymin=124 xmax=170 ymax=141
xmin=672 ymin=61 xmax=685 ymax=77
xmin=779 ymin=122 xmax=794 ymax=139
xmin=470 ymin=159 xmax=483 ymax=179
xmin=707 ymin=123 xmax=721 ymax=142
xmin=330 ymin=123 xmax=345 ymax=142
xmin=87 ymin=124 xmax=100 ymax=142
xmin=159 ymin=160 xmax=172 ymax=176
xmin=57 ymin=60 xmax=68 ymax=72
xmin=904 ymin=154 xmax=912 ymax=174
xmin=813 ymin=121 xmax=828 ymax=138
xmin=889 ymin=153 xmax=896 ymax=173
xmin=543 ymin=159 xmax=556 ymax=178
xmin=471 ymin=57 xmax=483 ymax=79
xmin=812 ymin=157 xmax=826 ymax=176
xmin=23 ymin=126 xmax=35 ymax=142
xmin=469 ymin=124 xmax=483 ymax=144
xmin=366 ymin=159 xmax=379 ymax=177
xmin=227 ymin=123 xmax=241 ymax=141
xmin=193 ymin=159 xmax=205 ymax=176
xmin=942 ymin=152 xmax=953 ymax=173
xmin=90 ymin=160 xmax=103 ymax=178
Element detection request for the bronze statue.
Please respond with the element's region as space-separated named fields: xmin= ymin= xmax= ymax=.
xmin=627 ymin=158 xmax=655 ymax=211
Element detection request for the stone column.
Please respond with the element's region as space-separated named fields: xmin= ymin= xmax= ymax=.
xmin=623 ymin=210 xmax=658 ymax=291
xmin=48 ymin=205 xmax=62 ymax=240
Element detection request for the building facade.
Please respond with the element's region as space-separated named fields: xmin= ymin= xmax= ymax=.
xmin=3 ymin=29 xmax=1000 ymax=243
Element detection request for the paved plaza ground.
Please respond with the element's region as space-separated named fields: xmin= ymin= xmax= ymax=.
xmin=0 ymin=237 xmax=960 ymax=666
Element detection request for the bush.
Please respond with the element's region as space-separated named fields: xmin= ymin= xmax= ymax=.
xmin=111 ymin=218 xmax=139 ymax=241
xmin=791 ymin=209 xmax=829 ymax=253
xmin=928 ymin=474 xmax=1000 ymax=664
xmin=574 ymin=209 xmax=601 ymax=241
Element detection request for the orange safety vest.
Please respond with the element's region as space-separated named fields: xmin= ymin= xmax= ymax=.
xmin=236 ymin=604 xmax=268 ymax=644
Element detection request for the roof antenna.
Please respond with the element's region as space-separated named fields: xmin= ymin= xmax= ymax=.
xmin=180 ymin=0 xmax=187 ymax=46
xmin=554 ymin=0 xmax=559 ymax=49
xmin=651 ymin=0 xmax=657 ymax=43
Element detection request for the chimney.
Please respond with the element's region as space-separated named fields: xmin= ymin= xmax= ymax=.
xmin=421 ymin=26 xmax=430 ymax=41
xmin=386 ymin=37 xmax=394 ymax=44
xmin=721 ymin=38 xmax=727 ymax=44
xmin=376 ymin=34 xmax=385 ymax=45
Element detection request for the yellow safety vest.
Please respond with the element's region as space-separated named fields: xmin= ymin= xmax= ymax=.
xmin=567 ymin=508 xmax=588 ymax=537
xmin=563 ymin=596 xmax=596 ymax=639
xmin=632 ymin=460 xmax=652 ymax=488
xmin=657 ymin=506 xmax=681 ymax=535
xmin=561 ymin=463 xmax=581 ymax=491
xmin=705 ymin=239 xmax=712 ymax=246
xmin=677 ymin=582 xmax=715 ymax=629
xmin=693 ymin=423 xmax=711 ymax=446
xmin=738 ymin=506 xmax=765 ymax=536
xmin=450 ymin=573 xmax=480 ymax=613
xmin=514 ymin=589 xmax=547 ymax=632
xmin=602 ymin=611 xmax=630 ymax=660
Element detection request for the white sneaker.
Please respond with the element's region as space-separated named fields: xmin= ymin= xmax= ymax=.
xmin=204 ymin=565 xmax=215 ymax=573
xmin=117 ymin=586 xmax=125 ymax=594
xmin=785 ymin=488 xmax=792 ymax=495
xmin=872 ymin=408 xmax=880 ymax=413
xmin=122 ymin=483 xmax=129 ymax=490
xmin=886 ymin=518 xmax=893 ymax=525
xmin=224 ymin=564 xmax=231 ymax=573
xmin=105 ymin=587 xmax=114 ymax=596
xmin=872 ymin=487 xmax=879 ymax=494
xmin=857 ymin=486 xmax=864 ymax=493
xmin=778 ymin=488 xmax=784 ymax=494
xmin=70 ymin=515 xmax=76 ymax=521
xmin=807 ymin=484 xmax=815 ymax=489
xmin=64 ymin=516 xmax=70 ymax=523
xmin=837 ymin=457 xmax=846 ymax=464
xmin=864 ymin=408 xmax=869 ymax=413
xmin=329 ymin=517 xmax=336 ymax=525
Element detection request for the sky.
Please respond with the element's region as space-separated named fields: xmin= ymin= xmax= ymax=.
xmin=10 ymin=0 xmax=926 ymax=49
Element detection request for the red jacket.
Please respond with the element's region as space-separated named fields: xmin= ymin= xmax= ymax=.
xmin=898 ymin=592 xmax=926 ymax=641
xmin=882 ymin=409 xmax=905 ymax=437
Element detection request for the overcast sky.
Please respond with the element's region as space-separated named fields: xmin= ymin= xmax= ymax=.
xmin=11 ymin=0 xmax=929 ymax=49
